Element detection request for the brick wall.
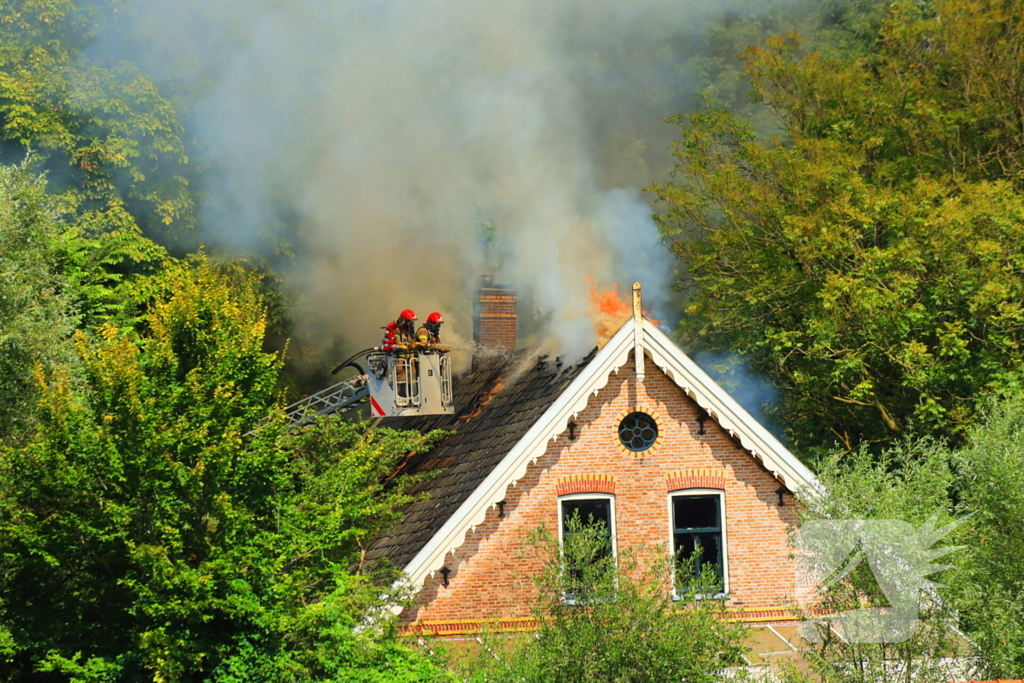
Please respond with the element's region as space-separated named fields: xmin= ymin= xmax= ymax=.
xmin=474 ymin=276 xmax=517 ymax=350
xmin=402 ymin=355 xmax=802 ymax=636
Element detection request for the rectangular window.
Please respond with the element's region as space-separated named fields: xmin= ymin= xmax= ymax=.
xmin=559 ymin=496 xmax=615 ymax=592
xmin=672 ymin=493 xmax=725 ymax=594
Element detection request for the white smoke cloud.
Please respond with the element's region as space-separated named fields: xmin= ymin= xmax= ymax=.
xmin=101 ymin=0 xmax=768 ymax=361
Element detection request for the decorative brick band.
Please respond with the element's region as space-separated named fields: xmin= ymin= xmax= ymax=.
xmin=555 ymin=474 xmax=618 ymax=496
xmin=729 ymin=607 xmax=802 ymax=623
xmin=399 ymin=607 xmax=816 ymax=638
xmin=614 ymin=405 xmax=664 ymax=457
xmin=665 ymin=468 xmax=727 ymax=492
xmin=401 ymin=617 xmax=537 ymax=638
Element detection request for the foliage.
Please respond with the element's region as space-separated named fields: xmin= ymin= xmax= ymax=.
xmin=0 ymin=258 xmax=448 ymax=682
xmin=0 ymin=159 xmax=167 ymax=445
xmin=653 ymin=0 xmax=1024 ymax=454
xmin=458 ymin=517 xmax=745 ymax=683
xmin=948 ymin=392 xmax=1024 ymax=679
xmin=793 ymin=442 xmax=970 ymax=683
xmin=0 ymin=160 xmax=77 ymax=442
xmin=678 ymin=0 xmax=885 ymax=120
xmin=792 ymin=392 xmax=1024 ymax=681
xmin=0 ymin=0 xmax=195 ymax=242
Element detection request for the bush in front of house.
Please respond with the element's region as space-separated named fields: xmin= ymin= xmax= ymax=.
xmin=454 ymin=516 xmax=746 ymax=683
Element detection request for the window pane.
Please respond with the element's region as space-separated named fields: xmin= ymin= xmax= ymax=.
xmin=672 ymin=494 xmax=724 ymax=590
xmin=561 ymin=498 xmax=611 ymax=538
xmin=673 ymin=495 xmax=719 ymax=530
xmin=560 ymin=498 xmax=614 ymax=592
xmin=673 ymin=532 xmax=721 ymax=568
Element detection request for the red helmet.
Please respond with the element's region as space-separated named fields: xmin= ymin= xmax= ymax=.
xmin=398 ymin=309 xmax=417 ymax=322
xmin=427 ymin=312 xmax=444 ymax=324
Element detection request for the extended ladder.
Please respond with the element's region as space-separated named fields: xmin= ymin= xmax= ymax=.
xmin=279 ymin=375 xmax=369 ymax=426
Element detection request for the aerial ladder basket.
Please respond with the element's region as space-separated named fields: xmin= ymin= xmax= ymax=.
xmin=365 ymin=348 xmax=453 ymax=418
xmin=255 ymin=343 xmax=455 ymax=431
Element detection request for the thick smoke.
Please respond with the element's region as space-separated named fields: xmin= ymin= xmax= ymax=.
xmin=108 ymin=0 xmax=755 ymax=362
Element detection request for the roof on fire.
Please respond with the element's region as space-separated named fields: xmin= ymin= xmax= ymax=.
xmin=365 ymin=315 xmax=821 ymax=591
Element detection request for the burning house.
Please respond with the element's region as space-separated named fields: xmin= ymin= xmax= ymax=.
xmin=351 ymin=277 xmax=820 ymax=650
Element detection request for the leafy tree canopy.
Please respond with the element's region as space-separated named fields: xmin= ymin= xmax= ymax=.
xmin=0 ymin=160 xmax=166 ymax=444
xmin=0 ymin=0 xmax=194 ymax=243
xmin=795 ymin=389 xmax=1024 ymax=680
xmin=0 ymin=257 xmax=448 ymax=682
xmin=653 ymin=0 xmax=1024 ymax=455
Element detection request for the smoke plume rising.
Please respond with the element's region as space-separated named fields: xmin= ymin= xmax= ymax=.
xmin=104 ymin=0 xmax=760 ymax=363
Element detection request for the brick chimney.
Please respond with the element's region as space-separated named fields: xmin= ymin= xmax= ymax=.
xmin=474 ymin=275 xmax=517 ymax=351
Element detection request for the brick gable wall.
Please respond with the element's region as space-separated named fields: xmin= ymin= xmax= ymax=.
xmin=401 ymin=355 xmax=801 ymax=636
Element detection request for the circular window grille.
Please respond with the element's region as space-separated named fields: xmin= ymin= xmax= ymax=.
xmin=618 ymin=412 xmax=658 ymax=452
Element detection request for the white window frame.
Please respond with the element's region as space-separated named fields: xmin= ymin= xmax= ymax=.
xmin=557 ymin=493 xmax=618 ymax=559
xmin=557 ymin=493 xmax=618 ymax=604
xmin=667 ymin=488 xmax=729 ymax=599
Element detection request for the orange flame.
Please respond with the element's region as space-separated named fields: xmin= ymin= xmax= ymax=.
xmin=463 ymin=378 xmax=505 ymax=420
xmin=588 ymin=279 xmax=630 ymax=347
xmin=588 ymin=278 xmax=659 ymax=348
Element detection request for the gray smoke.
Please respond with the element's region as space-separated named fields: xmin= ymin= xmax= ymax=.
xmin=693 ymin=351 xmax=785 ymax=441
xmin=104 ymin=0 xmax=763 ymax=362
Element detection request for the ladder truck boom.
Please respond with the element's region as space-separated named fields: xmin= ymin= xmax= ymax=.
xmin=279 ymin=374 xmax=369 ymax=426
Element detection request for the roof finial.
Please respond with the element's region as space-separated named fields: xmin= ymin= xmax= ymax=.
xmin=632 ymin=282 xmax=645 ymax=383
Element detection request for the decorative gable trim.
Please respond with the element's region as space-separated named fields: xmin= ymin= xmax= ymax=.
xmin=397 ymin=316 xmax=821 ymax=596
xmin=638 ymin=320 xmax=821 ymax=496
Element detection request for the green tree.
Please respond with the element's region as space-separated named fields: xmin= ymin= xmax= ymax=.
xmin=0 ymin=160 xmax=166 ymax=446
xmin=652 ymin=0 xmax=1024 ymax=454
xmin=0 ymin=0 xmax=195 ymax=242
xmin=949 ymin=393 xmax=1024 ymax=678
xmin=0 ymin=161 xmax=76 ymax=443
xmin=459 ymin=517 xmax=745 ymax=683
xmin=0 ymin=258 xmax=447 ymax=682
xmin=793 ymin=443 xmax=968 ymax=683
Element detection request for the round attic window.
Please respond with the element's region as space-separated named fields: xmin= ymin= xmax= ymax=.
xmin=618 ymin=412 xmax=658 ymax=452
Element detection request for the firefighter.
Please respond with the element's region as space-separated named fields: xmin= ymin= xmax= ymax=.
xmin=417 ymin=312 xmax=444 ymax=345
xmin=380 ymin=310 xmax=418 ymax=401
xmin=396 ymin=310 xmax=417 ymax=344
xmin=381 ymin=309 xmax=417 ymax=352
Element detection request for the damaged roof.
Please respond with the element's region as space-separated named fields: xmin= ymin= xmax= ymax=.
xmin=364 ymin=350 xmax=593 ymax=569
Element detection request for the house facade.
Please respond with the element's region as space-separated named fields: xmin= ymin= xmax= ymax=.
xmin=365 ymin=282 xmax=820 ymax=638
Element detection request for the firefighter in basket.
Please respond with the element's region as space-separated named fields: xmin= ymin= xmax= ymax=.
xmin=381 ymin=309 xmax=418 ymax=352
xmin=416 ymin=312 xmax=444 ymax=346
xmin=380 ymin=309 xmax=417 ymax=399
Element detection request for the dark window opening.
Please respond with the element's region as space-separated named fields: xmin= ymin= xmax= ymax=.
xmin=672 ymin=494 xmax=724 ymax=594
xmin=560 ymin=497 xmax=613 ymax=591
xmin=561 ymin=498 xmax=612 ymax=540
